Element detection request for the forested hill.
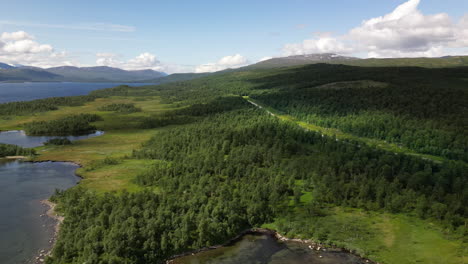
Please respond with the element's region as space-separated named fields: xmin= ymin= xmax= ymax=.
xmin=147 ymin=63 xmax=468 ymax=163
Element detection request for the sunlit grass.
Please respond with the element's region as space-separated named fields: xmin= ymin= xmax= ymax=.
xmin=264 ymin=199 xmax=466 ymax=264
xmin=0 ymin=95 xmax=171 ymax=192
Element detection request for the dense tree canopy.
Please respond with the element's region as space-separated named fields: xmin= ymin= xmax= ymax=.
xmin=24 ymin=114 xmax=102 ymax=136
xmin=47 ymin=102 xmax=467 ymax=264
xmin=0 ymin=143 xmax=35 ymax=157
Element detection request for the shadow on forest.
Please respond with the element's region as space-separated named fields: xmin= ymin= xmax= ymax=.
xmin=243 ymin=64 xmax=468 ymax=120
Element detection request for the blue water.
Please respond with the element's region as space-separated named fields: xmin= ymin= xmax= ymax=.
xmin=0 ymin=82 xmax=151 ymax=104
xmin=172 ymin=234 xmax=366 ymax=264
xmin=0 ymin=83 xmax=120 ymax=263
xmin=0 ymin=160 xmax=80 ymax=264
xmin=0 ymin=130 xmax=104 ymax=148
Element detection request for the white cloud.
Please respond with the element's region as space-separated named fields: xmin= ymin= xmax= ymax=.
xmin=95 ymin=53 xmax=121 ymax=67
xmin=0 ymin=30 xmax=189 ymax=73
xmin=127 ymin=53 xmax=159 ymax=69
xmin=0 ymin=31 xmax=78 ymax=67
xmin=1 ymin=31 xmax=33 ymax=41
xmin=283 ymin=36 xmax=353 ymax=56
xmin=0 ymin=31 xmax=187 ymax=73
xmin=4 ymin=39 xmax=53 ymax=53
xmin=195 ymin=54 xmax=249 ymax=73
xmin=96 ymin=52 xmax=160 ymax=70
xmin=95 ymin=52 xmax=177 ymax=72
xmin=282 ymin=0 xmax=468 ymax=58
xmin=258 ymin=56 xmax=273 ymax=62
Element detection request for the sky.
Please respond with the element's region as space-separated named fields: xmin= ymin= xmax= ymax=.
xmin=0 ymin=0 xmax=467 ymax=73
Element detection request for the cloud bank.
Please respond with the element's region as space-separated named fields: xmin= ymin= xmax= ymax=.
xmin=0 ymin=31 xmax=191 ymax=73
xmin=95 ymin=52 xmax=197 ymax=73
xmin=283 ymin=0 xmax=468 ymax=58
xmin=0 ymin=31 xmax=76 ymax=67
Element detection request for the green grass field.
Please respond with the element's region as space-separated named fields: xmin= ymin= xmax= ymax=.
xmin=264 ymin=190 xmax=467 ymax=264
xmin=0 ymin=96 xmax=173 ymax=192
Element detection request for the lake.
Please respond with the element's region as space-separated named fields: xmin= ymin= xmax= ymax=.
xmin=0 ymin=82 xmax=151 ymax=104
xmin=171 ymin=234 xmax=367 ymax=264
xmin=0 ymin=160 xmax=80 ymax=264
xmin=0 ymin=82 xmax=124 ymax=264
xmin=0 ymin=130 xmax=104 ymax=148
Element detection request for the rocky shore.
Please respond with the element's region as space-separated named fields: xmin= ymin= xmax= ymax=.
xmin=32 ymin=200 xmax=63 ymax=264
xmin=166 ymin=228 xmax=377 ymax=264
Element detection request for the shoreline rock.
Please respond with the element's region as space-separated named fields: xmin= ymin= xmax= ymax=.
xmin=165 ymin=228 xmax=377 ymax=264
xmin=31 ymin=200 xmax=63 ymax=264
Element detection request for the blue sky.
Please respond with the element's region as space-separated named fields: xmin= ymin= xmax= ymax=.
xmin=1 ymin=0 xmax=467 ymax=72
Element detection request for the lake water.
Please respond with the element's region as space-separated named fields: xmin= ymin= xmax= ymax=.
xmin=0 ymin=82 xmax=128 ymax=263
xmin=171 ymin=234 xmax=366 ymax=264
xmin=0 ymin=160 xmax=80 ymax=264
xmin=0 ymin=82 xmax=151 ymax=104
xmin=0 ymin=130 xmax=104 ymax=148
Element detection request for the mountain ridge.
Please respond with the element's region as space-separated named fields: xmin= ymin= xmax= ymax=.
xmin=0 ymin=64 xmax=167 ymax=82
xmin=248 ymin=53 xmax=468 ymax=69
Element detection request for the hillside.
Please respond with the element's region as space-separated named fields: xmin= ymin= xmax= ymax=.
xmin=249 ymin=54 xmax=468 ymax=69
xmin=0 ymin=62 xmax=15 ymax=70
xmin=0 ymin=65 xmax=166 ymax=82
xmin=148 ymin=72 xmax=212 ymax=84
xmin=0 ymin=68 xmax=63 ymax=82
xmin=46 ymin=66 xmax=166 ymax=82
xmin=250 ymin=53 xmax=360 ymax=68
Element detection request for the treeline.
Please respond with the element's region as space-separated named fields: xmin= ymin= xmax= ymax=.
xmin=173 ymin=96 xmax=250 ymax=116
xmin=98 ymin=103 xmax=141 ymax=113
xmin=44 ymin=138 xmax=72 ymax=146
xmin=0 ymin=143 xmax=35 ymax=157
xmin=24 ymin=114 xmax=102 ymax=136
xmin=0 ymin=95 xmax=98 ymax=116
xmin=138 ymin=96 xmax=248 ymax=129
xmin=47 ymin=107 xmax=467 ymax=264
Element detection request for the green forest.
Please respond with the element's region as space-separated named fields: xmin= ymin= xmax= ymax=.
xmin=0 ymin=143 xmax=35 ymax=157
xmin=47 ymin=101 xmax=466 ymax=263
xmin=44 ymin=67 xmax=467 ymax=263
xmin=1 ymin=63 xmax=466 ymax=264
xmin=23 ymin=113 xmax=102 ymax=136
xmin=98 ymin=103 xmax=142 ymax=113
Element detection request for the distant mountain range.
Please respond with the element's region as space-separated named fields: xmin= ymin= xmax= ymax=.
xmin=2 ymin=54 xmax=468 ymax=83
xmin=250 ymin=53 xmax=360 ymax=68
xmin=248 ymin=53 xmax=468 ymax=69
xmin=0 ymin=62 xmax=15 ymax=70
xmin=0 ymin=64 xmax=167 ymax=82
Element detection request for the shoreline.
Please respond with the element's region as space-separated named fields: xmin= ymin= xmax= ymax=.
xmin=32 ymin=200 xmax=63 ymax=264
xmin=165 ymin=228 xmax=377 ymax=264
